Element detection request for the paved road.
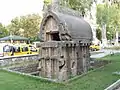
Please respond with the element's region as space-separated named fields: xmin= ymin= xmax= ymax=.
xmin=90 ymin=49 xmax=120 ymax=58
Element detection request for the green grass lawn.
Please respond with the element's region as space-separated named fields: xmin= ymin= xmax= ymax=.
xmin=1 ymin=54 xmax=120 ymax=90
xmin=100 ymin=53 xmax=120 ymax=62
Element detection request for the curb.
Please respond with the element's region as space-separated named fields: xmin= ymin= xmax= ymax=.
xmin=104 ymin=79 xmax=120 ymax=90
xmin=0 ymin=68 xmax=64 ymax=85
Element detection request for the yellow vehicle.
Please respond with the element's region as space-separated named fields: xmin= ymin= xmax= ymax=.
xmin=90 ymin=44 xmax=100 ymax=51
xmin=3 ymin=44 xmax=39 ymax=56
xmin=28 ymin=44 xmax=39 ymax=54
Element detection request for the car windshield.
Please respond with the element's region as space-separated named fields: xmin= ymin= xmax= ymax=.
xmin=3 ymin=45 xmax=11 ymax=52
xmin=13 ymin=46 xmax=20 ymax=52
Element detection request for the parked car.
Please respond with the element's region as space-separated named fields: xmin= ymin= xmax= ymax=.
xmin=0 ymin=43 xmax=12 ymax=57
xmin=90 ymin=44 xmax=100 ymax=51
xmin=32 ymin=41 xmax=41 ymax=48
xmin=0 ymin=44 xmax=5 ymax=57
xmin=0 ymin=43 xmax=39 ymax=57
xmin=10 ymin=44 xmax=39 ymax=56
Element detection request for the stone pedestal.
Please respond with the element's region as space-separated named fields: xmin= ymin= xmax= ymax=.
xmin=39 ymin=41 xmax=91 ymax=81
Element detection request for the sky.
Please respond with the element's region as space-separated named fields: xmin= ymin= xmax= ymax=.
xmin=0 ymin=0 xmax=44 ymax=25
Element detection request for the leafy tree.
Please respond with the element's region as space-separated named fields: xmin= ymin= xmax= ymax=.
xmin=0 ymin=23 xmax=9 ymax=38
xmin=97 ymin=4 xmax=115 ymax=38
xmin=96 ymin=27 xmax=102 ymax=41
xmin=7 ymin=17 xmax=20 ymax=35
xmin=97 ymin=1 xmax=120 ymax=46
xmin=97 ymin=4 xmax=110 ymax=27
xmin=44 ymin=0 xmax=93 ymax=17
xmin=44 ymin=0 xmax=52 ymax=5
xmin=63 ymin=0 xmax=93 ymax=16
xmin=110 ymin=1 xmax=120 ymax=45
xmin=7 ymin=14 xmax=42 ymax=41
xmin=96 ymin=4 xmax=109 ymax=47
xmin=19 ymin=14 xmax=42 ymax=39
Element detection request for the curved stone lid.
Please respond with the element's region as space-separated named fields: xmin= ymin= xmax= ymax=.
xmin=40 ymin=11 xmax=92 ymax=43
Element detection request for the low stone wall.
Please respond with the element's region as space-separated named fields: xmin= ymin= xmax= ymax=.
xmin=0 ymin=54 xmax=39 ymax=66
xmin=8 ymin=63 xmax=39 ymax=76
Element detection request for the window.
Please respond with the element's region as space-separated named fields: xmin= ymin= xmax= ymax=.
xmin=51 ymin=33 xmax=60 ymax=41
xmin=3 ymin=45 xmax=11 ymax=52
xmin=13 ymin=46 xmax=20 ymax=52
xmin=16 ymin=47 xmax=20 ymax=52
xmin=29 ymin=46 xmax=37 ymax=52
xmin=22 ymin=47 xmax=28 ymax=52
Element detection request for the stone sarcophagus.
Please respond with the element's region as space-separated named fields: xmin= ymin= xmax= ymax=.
xmin=38 ymin=5 xmax=92 ymax=81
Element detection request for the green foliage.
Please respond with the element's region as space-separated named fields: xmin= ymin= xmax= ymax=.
xmin=97 ymin=4 xmax=109 ymax=26
xmin=7 ymin=14 xmax=42 ymax=41
xmin=111 ymin=0 xmax=120 ymax=8
xmin=109 ymin=5 xmax=120 ymax=27
xmin=96 ymin=28 xmax=102 ymax=40
xmin=97 ymin=3 xmax=120 ymax=40
xmin=7 ymin=17 xmax=20 ymax=35
xmin=106 ymin=26 xmax=115 ymax=40
xmin=44 ymin=0 xmax=93 ymax=16
xmin=44 ymin=0 xmax=52 ymax=6
xmin=61 ymin=0 xmax=93 ymax=16
xmin=0 ymin=23 xmax=9 ymax=38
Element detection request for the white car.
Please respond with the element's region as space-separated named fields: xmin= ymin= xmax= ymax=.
xmin=32 ymin=41 xmax=40 ymax=48
xmin=0 ymin=44 xmax=5 ymax=57
xmin=0 ymin=43 xmax=12 ymax=57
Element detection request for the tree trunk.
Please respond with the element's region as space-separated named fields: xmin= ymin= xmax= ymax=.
xmin=101 ymin=24 xmax=107 ymax=48
xmin=115 ymin=30 xmax=119 ymax=46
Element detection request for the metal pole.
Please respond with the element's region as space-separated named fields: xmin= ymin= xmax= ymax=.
xmin=10 ymin=31 xmax=13 ymax=43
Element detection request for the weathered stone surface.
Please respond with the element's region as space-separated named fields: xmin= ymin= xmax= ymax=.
xmin=9 ymin=63 xmax=39 ymax=74
xmin=40 ymin=11 xmax=92 ymax=42
xmin=38 ymin=41 xmax=92 ymax=81
xmin=38 ymin=3 xmax=92 ymax=81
